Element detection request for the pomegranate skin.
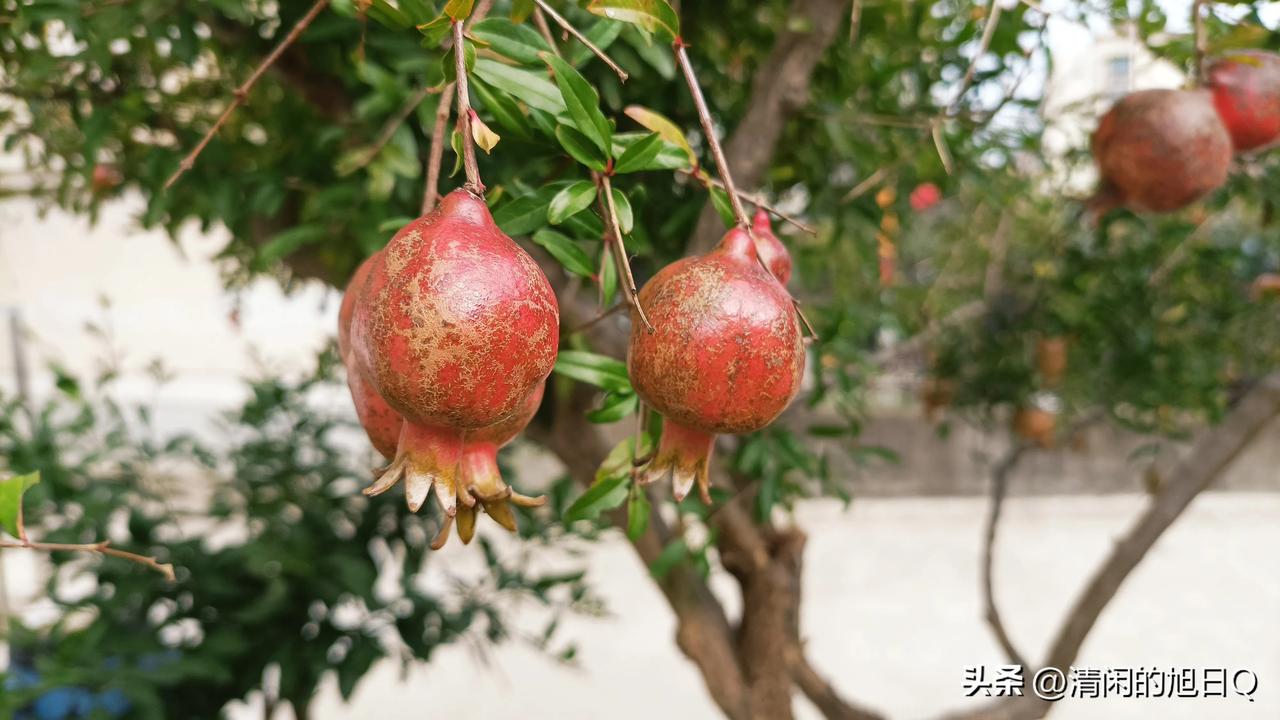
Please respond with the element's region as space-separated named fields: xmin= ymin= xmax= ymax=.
xmin=1091 ymin=89 xmax=1232 ymax=213
xmin=350 ymin=189 xmax=559 ymax=521
xmin=454 ymin=382 xmax=547 ymax=545
xmin=339 ymin=253 xmax=404 ymax=460
xmin=751 ymin=208 xmax=793 ymax=285
xmin=1207 ymin=51 xmax=1280 ymax=152
xmin=628 ymin=227 xmax=805 ymax=501
xmin=353 ymin=190 xmax=559 ymax=429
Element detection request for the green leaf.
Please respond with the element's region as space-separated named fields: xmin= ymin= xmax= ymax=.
xmin=417 ymin=16 xmax=452 ymax=46
xmin=542 ymin=53 xmax=612 ymax=157
xmin=586 ymin=0 xmax=680 ymax=43
xmin=626 ymin=481 xmax=650 ymax=541
xmin=470 ymin=18 xmax=551 ymax=65
xmin=600 ymin=246 xmax=618 ymax=306
xmin=609 ymin=187 xmax=633 ymax=234
xmin=443 ymin=0 xmax=474 ymax=21
xmin=564 ymin=19 xmax=624 ymax=68
xmin=587 ymin=390 xmax=638 ymax=423
xmin=473 ymin=58 xmax=567 ymax=114
xmin=441 ymin=39 xmax=477 ymax=83
xmin=257 ymin=225 xmax=326 ymax=266
xmin=649 ymin=538 xmax=688 ymax=579
xmin=563 ymin=475 xmax=629 ymax=523
xmin=492 ymin=187 xmax=557 ymax=235
xmin=398 ymin=0 xmax=437 ymax=25
xmin=624 ymin=105 xmax=695 ymax=166
xmin=471 ymin=78 xmax=531 ymax=140
xmin=554 ymin=349 xmax=632 ymax=392
xmin=511 ymin=0 xmax=534 ymax=23
xmin=596 ymin=433 xmax=652 ymax=483
xmin=367 ymin=0 xmax=414 ymax=28
xmin=548 ymin=181 xmax=598 ymax=224
xmin=709 ymin=186 xmax=735 ymax=227
xmin=613 ymin=132 xmax=663 ymax=173
xmin=555 ymin=124 xmax=609 ymax=172
xmin=377 ymin=216 xmax=416 ymax=233
xmin=0 ymin=471 xmax=39 ymax=540
xmin=532 ymin=229 xmax=595 ymax=277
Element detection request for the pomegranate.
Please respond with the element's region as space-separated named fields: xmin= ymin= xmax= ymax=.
xmin=628 ymin=227 xmax=805 ymax=502
xmin=351 ymin=189 xmax=560 ymax=517
xmin=91 ymin=163 xmax=121 ymax=194
xmin=909 ymin=182 xmax=942 ymax=212
xmin=1035 ymin=336 xmax=1068 ymax=388
xmin=1090 ymin=89 xmax=1232 ymax=214
xmin=452 ymin=381 xmax=547 ymax=546
xmin=339 ymin=254 xmax=404 ymax=460
xmin=1013 ymin=406 xmax=1056 ymax=449
xmin=751 ymin=208 xmax=792 ymax=285
xmin=1206 ymin=51 xmax=1280 ymax=152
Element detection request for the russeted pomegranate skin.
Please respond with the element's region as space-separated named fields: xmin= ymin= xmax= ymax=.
xmin=628 ymin=227 xmax=805 ymax=502
xmin=1207 ymin=51 xmax=1280 ymax=152
xmin=1091 ymin=89 xmax=1232 ymax=213
xmin=751 ymin=208 xmax=792 ymax=285
xmin=453 ymin=381 xmax=547 ymax=546
xmin=339 ymin=254 xmax=403 ymax=459
xmin=351 ymin=189 xmax=559 ymax=518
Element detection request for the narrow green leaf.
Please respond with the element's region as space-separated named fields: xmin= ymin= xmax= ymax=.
xmin=398 ymin=0 xmax=437 ymax=25
xmin=555 ymin=124 xmax=609 ymax=171
xmin=532 ymin=229 xmax=595 ymax=277
xmin=377 ymin=216 xmax=416 ymax=233
xmin=368 ymin=0 xmax=414 ymax=28
xmin=596 ymin=434 xmax=652 ymax=483
xmin=542 ymin=53 xmax=612 ymax=157
xmin=624 ymin=105 xmax=695 ymax=166
xmin=554 ymin=349 xmax=632 ymax=392
xmin=471 ymin=78 xmax=532 ymax=140
xmin=586 ymin=0 xmax=680 ymax=43
xmin=610 ymin=187 xmax=633 ymax=234
xmin=613 ymin=132 xmax=663 ymax=174
xmin=649 ymin=538 xmax=688 ymax=579
xmin=600 ymin=245 xmax=618 ymax=306
xmin=258 ymin=225 xmax=326 ymax=266
xmin=587 ymin=390 xmax=639 ymax=423
xmin=470 ymin=18 xmax=551 ymax=65
xmin=563 ymin=19 xmax=624 ymax=67
xmin=563 ymin=475 xmax=629 ymax=523
xmin=441 ymin=40 xmax=477 ymax=83
xmin=709 ymin=186 xmax=735 ymax=227
xmin=548 ymin=181 xmax=598 ymax=224
xmin=511 ymin=0 xmax=534 ymax=22
xmin=473 ymin=58 xmax=567 ymax=114
xmin=0 ymin=471 xmax=39 ymax=539
xmin=417 ymin=16 xmax=452 ymax=46
xmin=492 ymin=186 xmax=558 ymax=235
xmin=443 ymin=0 xmax=474 ymax=21
xmin=626 ymin=482 xmax=650 ymax=541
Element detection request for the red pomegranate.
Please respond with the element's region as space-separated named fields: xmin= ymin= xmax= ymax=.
xmin=751 ymin=208 xmax=793 ymax=285
xmin=1090 ymin=89 xmax=1232 ymax=214
xmin=1206 ymin=50 xmax=1280 ymax=152
xmin=628 ymin=227 xmax=805 ymax=502
xmin=909 ymin=182 xmax=942 ymax=212
xmin=339 ymin=254 xmax=404 ymax=459
xmin=452 ymin=381 xmax=547 ymax=546
xmin=351 ymin=189 xmax=560 ymax=516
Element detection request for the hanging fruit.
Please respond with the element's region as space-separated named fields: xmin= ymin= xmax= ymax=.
xmin=751 ymin=208 xmax=793 ymax=285
xmin=339 ymin=254 xmax=404 ymax=460
xmin=1205 ymin=50 xmax=1280 ymax=152
xmin=627 ymin=227 xmax=805 ymax=503
xmin=350 ymin=189 xmax=560 ymax=517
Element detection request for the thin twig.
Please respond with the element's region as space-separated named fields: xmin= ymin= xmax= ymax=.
xmin=947 ymin=0 xmax=1003 ymax=117
xmin=422 ymin=87 xmax=454 ymax=213
xmin=849 ymin=0 xmax=863 ymax=45
xmin=981 ymin=443 xmax=1030 ymax=668
xmin=352 ymin=84 xmax=440 ymax=173
xmin=1191 ymin=0 xmax=1208 ymax=81
xmin=678 ymin=168 xmax=816 ymax=235
xmin=568 ymin=301 xmax=625 ymax=334
xmin=452 ymin=20 xmax=484 ymax=196
xmin=0 ymin=540 xmax=176 ymax=581
xmin=531 ymin=6 xmax=558 ymax=49
xmin=599 ymin=174 xmax=653 ymax=332
xmin=842 ymin=165 xmax=891 ymax=202
xmin=165 ymin=0 xmax=329 ymax=189
xmin=674 ymin=40 xmax=751 ymax=229
xmin=532 ymin=0 xmax=628 ymax=81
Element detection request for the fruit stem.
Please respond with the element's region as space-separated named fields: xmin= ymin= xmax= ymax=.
xmin=452 ymin=19 xmax=485 ymax=197
xmin=1192 ymin=0 xmax=1207 ymax=81
xmin=673 ymin=40 xmax=750 ymax=230
xmin=532 ymin=0 xmax=628 ymax=82
xmin=598 ymin=173 xmax=654 ymax=332
xmin=677 ymin=168 xmax=816 ymax=236
xmin=164 ymin=0 xmax=329 ymax=190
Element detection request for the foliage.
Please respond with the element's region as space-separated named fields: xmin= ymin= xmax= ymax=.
xmin=0 ymin=354 xmax=593 ymax=718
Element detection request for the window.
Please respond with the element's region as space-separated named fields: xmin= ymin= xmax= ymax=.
xmin=1105 ymin=55 xmax=1131 ymax=99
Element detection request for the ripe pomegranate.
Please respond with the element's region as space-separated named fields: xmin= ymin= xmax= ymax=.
xmin=628 ymin=227 xmax=805 ymax=502
xmin=351 ymin=189 xmax=560 ymax=517
xmin=1035 ymin=336 xmax=1068 ymax=388
xmin=1251 ymin=272 xmax=1280 ymax=300
xmin=90 ymin=163 xmax=121 ymax=194
xmin=1090 ymin=89 xmax=1232 ymax=214
xmin=452 ymin=381 xmax=547 ymax=546
xmin=1206 ymin=50 xmax=1280 ymax=152
xmin=751 ymin=208 xmax=792 ymax=285
xmin=909 ymin=182 xmax=942 ymax=212
xmin=339 ymin=254 xmax=403 ymax=459
xmin=1013 ymin=406 xmax=1056 ymax=449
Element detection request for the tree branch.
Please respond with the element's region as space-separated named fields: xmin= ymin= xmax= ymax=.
xmin=452 ymin=19 xmax=484 ymax=196
xmin=788 ymin=647 xmax=887 ymax=720
xmin=166 ymin=0 xmax=329 ymax=189
xmin=0 ymin=539 xmax=175 ymax=581
xmin=532 ymin=0 xmax=629 ymax=81
xmin=687 ymin=0 xmax=849 ymax=254
xmin=422 ymin=88 xmax=454 ymax=214
xmin=980 ymin=444 xmax=1029 ymax=669
xmin=350 ymin=84 xmax=440 ymax=173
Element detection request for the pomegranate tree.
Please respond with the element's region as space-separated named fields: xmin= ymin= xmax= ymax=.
xmin=350 ymin=189 xmax=559 ymax=517
xmin=1090 ymin=88 xmax=1232 ymax=213
xmin=628 ymin=227 xmax=805 ymax=503
xmin=1206 ymin=50 xmax=1280 ymax=152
